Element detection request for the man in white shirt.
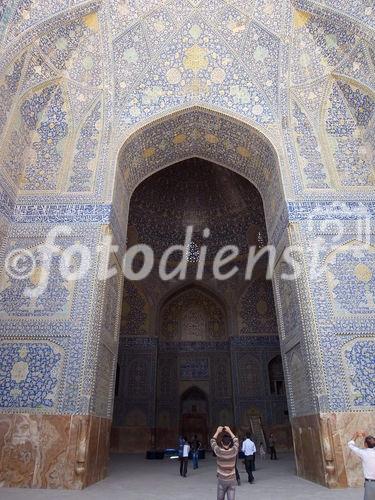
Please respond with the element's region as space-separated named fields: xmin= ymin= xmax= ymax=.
xmin=348 ymin=431 xmax=375 ymax=500
xmin=242 ymin=433 xmax=256 ymax=484
xmin=180 ymin=437 xmax=190 ymax=477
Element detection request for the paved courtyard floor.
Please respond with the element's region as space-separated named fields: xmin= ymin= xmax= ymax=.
xmin=2 ymin=453 xmax=362 ymax=500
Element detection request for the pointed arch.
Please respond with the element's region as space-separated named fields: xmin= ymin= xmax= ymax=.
xmin=159 ymin=283 xmax=228 ymax=341
xmin=115 ymin=105 xmax=288 ymax=246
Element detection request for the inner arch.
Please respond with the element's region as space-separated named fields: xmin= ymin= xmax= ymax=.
xmin=114 ymin=107 xmax=287 ymax=244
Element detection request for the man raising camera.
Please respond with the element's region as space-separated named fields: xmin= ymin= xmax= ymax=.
xmin=211 ymin=426 xmax=239 ymax=500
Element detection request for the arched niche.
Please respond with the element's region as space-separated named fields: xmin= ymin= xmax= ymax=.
xmin=268 ymin=354 xmax=285 ymax=395
xmin=114 ymin=106 xmax=287 ymax=246
xmin=180 ymin=386 xmax=209 ymax=445
xmin=159 ymin=284 xmax=228 ymax=341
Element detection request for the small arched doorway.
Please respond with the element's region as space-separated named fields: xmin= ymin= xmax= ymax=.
xmin=180 ymin=387 xmax=209 ymax=448
xmin=268 ymin=355 xmax=285 ymax=396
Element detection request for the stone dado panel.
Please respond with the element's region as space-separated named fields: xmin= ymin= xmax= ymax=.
xmin=0 ymin=413 xmax=111 ymax=489
xmin=291 ymin=411 xmax=375 ymax=488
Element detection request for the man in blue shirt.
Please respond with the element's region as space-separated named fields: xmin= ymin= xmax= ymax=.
xmin=191 ymin=435 xmax=201 ymax=469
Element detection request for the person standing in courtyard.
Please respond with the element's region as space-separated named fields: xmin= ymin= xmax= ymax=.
xmin=348 ymin=431 xmax=375 ymax=499
xmin=211 ymin=426 xmax=239 ymax=500
xmin=178 ymin=435 xmax=184 ymax=458
xmin=178 ymin=435 xmax=185 ymax=476
xmin=191 ymin=434 xmax=201 ymax=470
xmin=242 ymin=432 xmax=256 ymax=483
xmin=259 ymin=442 xmax=266 ymax=460
xmin=235 ymin=458 xmax=241 ymax=486
xmin=269 ymin=433 xmax=277 ymax=460
xmin=180 ymin=437 xmax=190 ymax=477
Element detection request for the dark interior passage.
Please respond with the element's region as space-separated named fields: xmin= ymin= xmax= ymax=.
xmin=111 ymin=158 xmax=291 ymax=454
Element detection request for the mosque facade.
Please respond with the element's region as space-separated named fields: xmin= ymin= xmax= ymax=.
xmin=0 ymin=0 xmax=374 ymax=490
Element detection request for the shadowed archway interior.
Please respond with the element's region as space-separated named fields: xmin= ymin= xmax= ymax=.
xmin=111 ymin=157 xmax=291 ymax=455
xmin=180 ymin=386 xmax=209 ymax=447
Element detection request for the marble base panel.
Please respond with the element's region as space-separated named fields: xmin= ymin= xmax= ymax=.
xmin=291 ymin=411 xmax=375 ymax=489
xmin=0 ymin=413 xmax=111 ymax=489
